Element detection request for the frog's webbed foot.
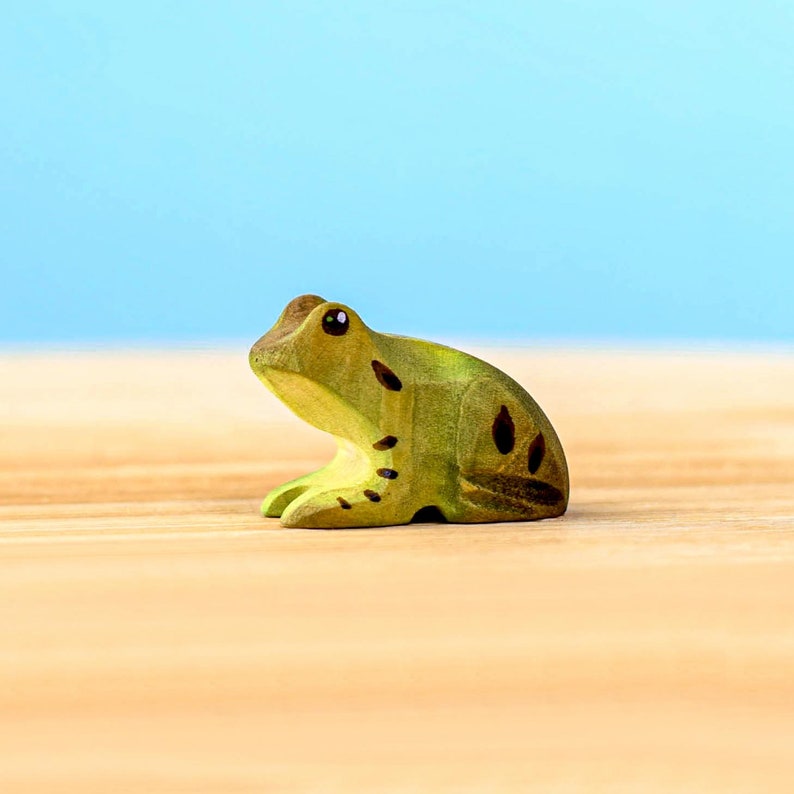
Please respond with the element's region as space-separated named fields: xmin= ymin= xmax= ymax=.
xmin=280 ymin=479 xmax=412 ymax=529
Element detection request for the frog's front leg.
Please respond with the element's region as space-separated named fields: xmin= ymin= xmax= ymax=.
xmin=261 ymin=441 xmax=361 ymax=517
xmin=280 ymin=473 xmax=412 ymax=528
xmin=261 ymin=469 xmax=324 ymax=517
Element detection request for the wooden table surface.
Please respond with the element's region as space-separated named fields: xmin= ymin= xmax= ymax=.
xmin=2 ymin=346 xmax=793 ymax=793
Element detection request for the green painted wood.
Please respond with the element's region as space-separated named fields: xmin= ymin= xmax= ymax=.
xmin=250 ymin=295 xmax=569 ymax=528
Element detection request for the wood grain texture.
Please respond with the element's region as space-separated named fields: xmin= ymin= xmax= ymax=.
xmin=1 ymin=347 xmax=793 ymax=793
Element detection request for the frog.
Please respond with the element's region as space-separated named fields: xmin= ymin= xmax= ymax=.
xmin=249 ymin=294 xmax=569 ymax=528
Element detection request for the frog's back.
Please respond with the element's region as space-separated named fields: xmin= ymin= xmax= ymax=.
xmin=375 ymin=332 xmax=569 ymax=523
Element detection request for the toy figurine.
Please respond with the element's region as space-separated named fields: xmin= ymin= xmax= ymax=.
xmin=249 ymin=294 xmax=569 ymax=528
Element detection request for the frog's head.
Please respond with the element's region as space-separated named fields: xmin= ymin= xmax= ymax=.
xmin=249 ymin=294 xmax=382 ymax=438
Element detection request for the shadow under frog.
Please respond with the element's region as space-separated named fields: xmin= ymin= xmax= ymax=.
xmin=249 ymin=294 xmax=569 ymax=529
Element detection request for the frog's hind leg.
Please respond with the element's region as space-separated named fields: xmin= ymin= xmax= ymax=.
xmin=451 ymin=376 xmax=569 ymax=523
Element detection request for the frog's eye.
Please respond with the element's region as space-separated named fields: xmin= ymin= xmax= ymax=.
xmin=322 ymin=308 xmax=349 ymax=336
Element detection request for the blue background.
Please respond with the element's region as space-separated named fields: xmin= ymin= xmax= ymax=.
xmin=2 ymin=1 xmax=792 ymax=344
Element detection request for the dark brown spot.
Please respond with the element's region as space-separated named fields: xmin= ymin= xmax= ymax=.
xmin=492 ymin=405 xmax=515 ymax=454
xmin=337 ymin=497 xmax=352 ymax=509
xmin=371 ymin=360 xmax=402 ymax=391
xmin=528 ymin=432 xmax=546 ymax=474
xmin=364 ymin=489 xmax=381 ymax=502
xmin=377 ymin=468 xmax=399 ymax=479
xmin=373 ymin=435 xmax=398 ymax=450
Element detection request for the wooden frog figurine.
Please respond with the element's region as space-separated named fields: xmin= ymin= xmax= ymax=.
xmin=249 ymin=294 xmax=569 ymax=528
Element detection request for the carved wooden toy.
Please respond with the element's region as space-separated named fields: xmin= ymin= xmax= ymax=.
xmin=249 ymin=294 xmax=569 ymax=528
